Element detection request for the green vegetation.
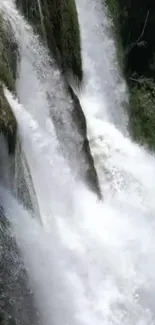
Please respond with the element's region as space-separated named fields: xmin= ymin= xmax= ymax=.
xmin=130 ymin=77 xmax=155 ymax=149
xmin=105 ymin=0 xmax=155 ymax=150
xmin=16 ymin=0 xmax=83 ymax=83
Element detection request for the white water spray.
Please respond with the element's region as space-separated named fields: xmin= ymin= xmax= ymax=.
xmin=5 ymin=89 xmax=77 ymax=228
xmin=1 ymin=0 xmax=155 ymax=325
xmin=2 ymin=147 xmax=155 ymax=325
xmin=75 ymin=0 xmax=129 ymax=192
xmin=76 ymin=0 xmax=128 ymax=131
xmin=1 ymin=0 xmax=88 ymax=180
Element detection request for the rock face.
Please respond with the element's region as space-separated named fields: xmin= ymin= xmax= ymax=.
xmin=106 ymin=0 xmax=155 ymax=150
xmin=0 ymin=86 xmax=16 ymax=155
xmin=0 ymin=14 xmax=17 ymax=154
xmin=0 ymin=208 xmax=41 ymax=325
xmin=15 ymin=0 xmax=83 ymax=83
xmin=0 ymin=135 xmax=41 ymax=325
xmin=68 ymin=86 xmax=101 ymax=196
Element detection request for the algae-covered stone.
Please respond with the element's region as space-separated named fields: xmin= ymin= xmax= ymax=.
xmin=0 ymin=13 xmax=17 ymax=154
xmin=16 ymin=0 xmax=83 ymax=83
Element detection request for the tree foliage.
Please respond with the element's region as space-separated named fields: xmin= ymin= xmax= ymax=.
xmin=106 ymin=0 xmax=155 ymax=149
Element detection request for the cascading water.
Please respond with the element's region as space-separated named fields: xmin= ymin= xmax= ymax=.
xmin=5 ymin=90 xmax=78 ymax=228
xmin=1 ymin=0 xmax=155 ymax=325
xmin=1 ymin=0 xmax=92 ymax=185
xmin=76 ymin=0 xmax=129 ymax=131
xmin=76 ymin=0 xmax=129 ymax=193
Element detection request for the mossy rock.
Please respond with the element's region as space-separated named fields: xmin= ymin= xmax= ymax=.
xmin=129 ymin=77 xmax=155 ymax=150
xmin=0 ymin=86 xmax=17 ymax=154
xmin=0 ymin=13 xmax=18 ymax=154
xmin=16 ymin=0 xmax=83 ymax=83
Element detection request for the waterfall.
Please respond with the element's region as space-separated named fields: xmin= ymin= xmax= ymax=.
xmin=76 ymin=0 xmax=129 ymax=129
xmin=5 ymin=89 xmax=77 ymax=228
xmin=1 ymin=0 xmax=94 ymax=185
xmin=76 ymin=0 xmax=130 ymax=193
xmin=1 ymin=0 xmax=155 ymax=325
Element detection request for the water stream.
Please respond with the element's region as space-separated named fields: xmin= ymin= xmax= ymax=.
xmin=1 ymin=0 xmax=155 ymax=324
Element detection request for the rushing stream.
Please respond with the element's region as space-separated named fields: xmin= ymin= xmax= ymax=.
xmin=1 ymin=0 xmax=155 ymax=324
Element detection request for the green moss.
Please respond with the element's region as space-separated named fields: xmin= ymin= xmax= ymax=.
xmin=0 ymin=14 xmax=17 ymax=154
xmin=16 ymin=0 xmax=83 ymax=83
xmin=129 ymin=77 xmax=155 ymax=150
xmin=105 ymin=0 xmax=119 ymax=24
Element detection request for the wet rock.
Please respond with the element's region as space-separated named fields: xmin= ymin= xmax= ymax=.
xmin=15 ymin=0 xmax=83 ymax=83
xmin=0 ymin=207 xmax=41 ymax=325
xmin=0 ymin=13 xmax=18 ymax=154
xmin=0 ymin=86 xmax=17 ymax=155
xmin=68 ymin=85 xmax=101 ymax=197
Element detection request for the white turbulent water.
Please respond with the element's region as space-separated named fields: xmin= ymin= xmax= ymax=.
xmin=76 ymin=0 xmax=129 ymax=133
xmin=1 ymin=0 xmax=89 ymax=180
xmin=2 ymin=0 xmax=155 ymax=324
